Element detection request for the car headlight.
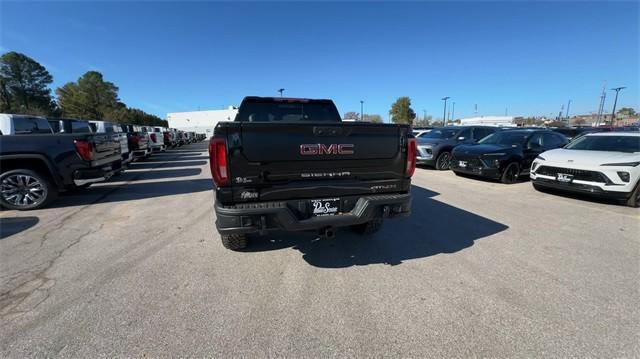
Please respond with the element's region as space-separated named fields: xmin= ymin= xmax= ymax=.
xmin=536 ymin=155 xmax=545 ymax=160
xmin=601 ymin=161 xmax=640 ymax=167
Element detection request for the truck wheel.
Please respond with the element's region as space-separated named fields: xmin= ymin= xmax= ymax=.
xmin=351 ymin=217 xmax=383 ymax=235
xmin=500 ymin=163 xmax=520 ymax=184
xmin=0 ymin=169 xmax=57 ymax=210
xmin=626 ymin=181 xmax=640 ymax=208
xmin=435 ymin=151 xmax=452 ymax=170
xmin=221 ymin=234 xmax=248 ymax=250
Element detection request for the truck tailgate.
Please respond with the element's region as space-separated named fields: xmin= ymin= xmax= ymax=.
xmin=221 ymin=122 xmax=410 ymax=203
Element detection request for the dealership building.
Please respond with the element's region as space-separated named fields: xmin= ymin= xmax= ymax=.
xmin=166 ymin=106 xmax=238 ymax=135
xmin=459 ymin=116 xmax=517 ymax=127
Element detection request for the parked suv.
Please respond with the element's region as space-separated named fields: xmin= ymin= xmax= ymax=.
xmin=416 ymin=126 xmax=501 ymax=170
xmin=531 ymin=132 xmax=640 ymax=207
xmin=0 ymin=114 xmax=121 ymax=209
xmin=451 ymin=129 xmax=568 ymax=183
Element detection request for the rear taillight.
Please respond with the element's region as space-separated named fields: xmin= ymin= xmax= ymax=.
xmin=74 ymin=140 xmax=94 ymax=161
xmin=130 ymin=135 xmax=140 ymax=145
xmin=405 ymin=137 xmax=417 ymax=177
xmin=208 ymin=137 xmax=229 ymax=186
xmin=150 ymin=133 xmax=157 ymax=143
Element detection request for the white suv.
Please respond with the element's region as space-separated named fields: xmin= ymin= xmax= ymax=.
xmin=530 ymin=132 xmax=640 ymax=207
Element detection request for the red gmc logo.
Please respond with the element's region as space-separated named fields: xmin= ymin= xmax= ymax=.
xmin=300 ymin=144 xmax=354 ymax=155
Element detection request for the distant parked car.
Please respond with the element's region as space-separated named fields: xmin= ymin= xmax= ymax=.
xmin=416 ymin=126 xmax=502 ymax=170
xmin=122 ymin=124 xmax=151 ymax=160
xmin=0 ymin=114 xmax=121 ymax=209
xmin=451 ymin=129 xmax=568 ymax=184
xmin=90 ymin=120 xmax=132 ymax=170
xmin=531 ymin=132 xmax=640 ymax=207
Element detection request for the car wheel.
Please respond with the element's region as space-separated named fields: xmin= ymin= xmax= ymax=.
xmin=435 ymin=151 xmax=452 ymax=170
xmin=0 ymin=169 xmax=57 ymax=210
xmin=500 ymin=163 xmax=520 ymax=184
xmin=351 ymin=217 xmax=383 ymax=235
xmin=221 ymin=234 xmax=248 ymax=250
xmin=626 ymin=180 xmax=640 ymax=208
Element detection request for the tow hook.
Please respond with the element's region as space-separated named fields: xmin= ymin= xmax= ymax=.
xmin=319 ymin=226 xmax=336 ymax=239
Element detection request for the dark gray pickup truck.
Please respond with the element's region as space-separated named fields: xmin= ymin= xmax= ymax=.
xmin=0 ymin=114 xmax=121 ymax=210
xmin=208 ymin=96 xmax=416 ymax=250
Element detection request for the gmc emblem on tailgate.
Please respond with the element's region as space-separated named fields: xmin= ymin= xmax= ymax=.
xmin=300 ymin=144 xmax=354 ymax=155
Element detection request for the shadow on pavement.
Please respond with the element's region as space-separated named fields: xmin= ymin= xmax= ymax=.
xmin=49 ymin=179 xmax=213 ymax=208
xmin=127 ymin=161 xmax=207 ymax=169
xmin=0 ymin=216 xmax=39 ymax=239
xmin=244 ymin=185 xmax=509 ymax=268
xmin=115 ymin=168 xmax=202 ymax=181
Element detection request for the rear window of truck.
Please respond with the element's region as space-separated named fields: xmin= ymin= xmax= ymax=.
xmin=235 ymin=101 xmax=341 ymax=122
xmin=13 ymin=117 xmax=53 ymax=134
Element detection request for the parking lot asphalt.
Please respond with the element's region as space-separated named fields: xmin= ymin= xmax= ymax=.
xmin=1 ymin=143 xmax=638 ymax=358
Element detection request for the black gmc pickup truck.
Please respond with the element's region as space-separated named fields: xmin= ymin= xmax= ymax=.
xmin=0 ymin=114 xmax=121 ymax=210
xmin=208 ymin=96 xmax=416 ymax=250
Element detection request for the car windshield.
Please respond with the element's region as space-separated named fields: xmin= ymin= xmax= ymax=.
xmin=420 ymin=128 xmax=458 ymax=139
xmin=565 ymin=135 xmax=640 ymax=153
xmin=479 ymin=131 xmax=529 ymax=146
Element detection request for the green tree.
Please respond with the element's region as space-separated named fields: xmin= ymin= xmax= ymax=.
xmin=389 ymin=97 xmax=416 ymax=124
xmin=617 ymin=107 xmax=637 ymax=117
xmin=56 ymin=71 xmax=120 ymax=120
xmin=343 ymin=111 xmax=360 ymax=121
xmin=0 ymin=51 xmax=55 ymax=114
xmin=363 ymin=114 xmax=383 ymax=123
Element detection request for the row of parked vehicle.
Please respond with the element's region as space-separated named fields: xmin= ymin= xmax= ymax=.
xmin=412 ymin=125 xmax=640 ymax=207
xmin=0 ymin=113 xmax=206 ymax=210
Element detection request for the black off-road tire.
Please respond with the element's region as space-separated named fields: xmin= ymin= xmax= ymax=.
xmin=221 ymin=234 xmax=248 ymax=250
xmin=351 ymin=217 xmax=383 ymax=235
xmin=626 ymin=181 xmax=640 ymax=208
xmin=0 ymin=169 xmax=58 ymax=210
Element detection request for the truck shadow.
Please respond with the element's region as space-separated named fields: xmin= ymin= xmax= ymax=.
xmin=0 ymin=216 xmax=39 ymax=239
xmin=245 ymin=185 xmax=509 ymax=268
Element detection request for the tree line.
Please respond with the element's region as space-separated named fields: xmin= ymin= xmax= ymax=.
xmin=0 ymin=51 xmax=167 ymax=127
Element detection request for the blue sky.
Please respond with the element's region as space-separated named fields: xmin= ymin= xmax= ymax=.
xmin=1 ymin=1 xmax=638 ymax=121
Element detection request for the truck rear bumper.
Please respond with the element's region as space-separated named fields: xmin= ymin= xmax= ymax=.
xmin=214 ymin=193 xmax=411 ymax=235
xmin=73 ymin=162 xmax=119 ymax=186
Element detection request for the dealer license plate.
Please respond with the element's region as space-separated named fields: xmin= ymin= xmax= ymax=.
xmin=458 ymin=161 xmax=467 ymax=168
xmin=556 ymin=173 xmax=574 ymax=183
xmin=310 ymin=198 xmax=340 ymax=216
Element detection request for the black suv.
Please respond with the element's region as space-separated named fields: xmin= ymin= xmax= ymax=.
xmin=416 ymin=126 xmax=501 ymax=170
xmin=450 ymin=129 xmax=568 ymax=183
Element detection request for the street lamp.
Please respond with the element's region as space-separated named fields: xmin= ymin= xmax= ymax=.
xmin=610 ymin=87 xmax=626 ymax=125
xmin=441 ymin=97 xmax=450 ymax=127
xmin=360 ymin=100 xmax=364 ymax=121
xmin=566 ymin=100 xmax=572 ymax=122
xmin=278 ymin=88 xmax=285 ymax=97
xmin=451 ymin=102 xmax=455 ymax=122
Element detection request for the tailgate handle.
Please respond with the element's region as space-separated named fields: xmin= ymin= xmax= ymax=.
xmin=313 ymin=127 xmax=351 ymax=137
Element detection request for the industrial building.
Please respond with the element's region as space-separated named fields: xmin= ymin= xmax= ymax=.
xmin=166 ymin=107 xmax=238 ymax=135
xmin=459 ymin=116 xmax=517 ymax=127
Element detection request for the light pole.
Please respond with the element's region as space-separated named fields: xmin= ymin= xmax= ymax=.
xmin=441 ymin=97 xmax=450 ymax=127
xmin=360 ymin=100 xmax=364 ymax=121
xmin=423 ymin=109 xmax=427 ymax=123
xmin=451 ymin=102 xmax=455 ymax=122
xmin=278 ymin=88 xmax=285 ymax=97
xmin=610 ymin=87 xmax=626 ymax=125
xmin=565 ymin=100 xmax=571 ymax=123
